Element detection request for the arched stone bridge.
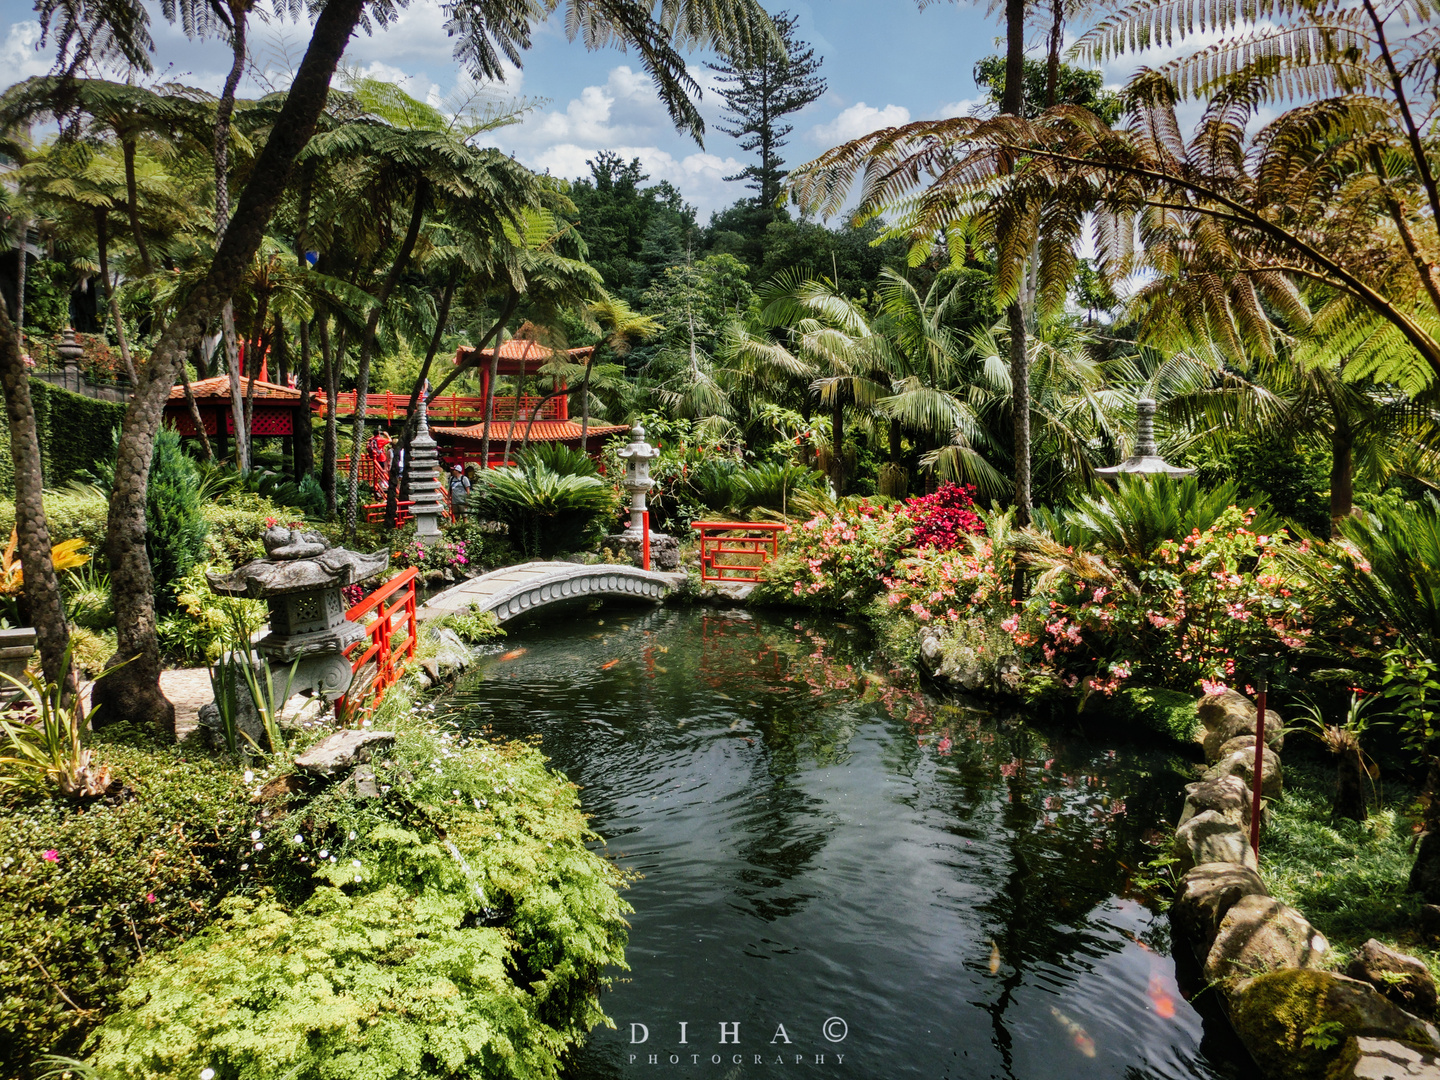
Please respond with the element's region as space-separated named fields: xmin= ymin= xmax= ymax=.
xmin=417 ymin=560 xmax=674 ymax=624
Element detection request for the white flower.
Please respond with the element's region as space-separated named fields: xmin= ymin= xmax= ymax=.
xmin=452 ymin=789 xmax=460 ymax=797
xmin=201 ymin=1069 xmax=216 ymax=1080
xmin=254 ymin=842 xmax=264 ymax=851
xmin=318 ymin=849 xmax=329 ymax=859
xmin=349 ymin=831 xmax=357 ymax=840
xmin=251 ymin=830 xmax=261 ymax=841
xmin=242 ymin=771 xmax=254 ymax=784
xmin=240 ymin=863 xmax=249 ymax=871
xmin=352 ymin=859 xmax=362 ymax=867
xmin=292 ymin=834 xmax=303 ymax=845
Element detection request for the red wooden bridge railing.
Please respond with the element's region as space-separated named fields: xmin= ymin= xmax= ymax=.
xmin=691 ymin=521 xmax=788 ymax=583
xmin=338 ymin=566 xmax=418 ymax=723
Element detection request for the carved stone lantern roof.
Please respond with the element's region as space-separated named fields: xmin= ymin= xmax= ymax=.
xmin=207 ymin=527 xmax=389 ymax=598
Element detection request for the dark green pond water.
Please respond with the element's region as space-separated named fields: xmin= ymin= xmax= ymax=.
xmin=441 ymin=606 xmax=1251 ymax=1080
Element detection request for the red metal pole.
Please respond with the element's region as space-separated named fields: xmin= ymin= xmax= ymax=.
xmin=1250 ymin=676 xmax=1268 ymax=856
xmin=642 ymin=510 xmax=651 ymax=571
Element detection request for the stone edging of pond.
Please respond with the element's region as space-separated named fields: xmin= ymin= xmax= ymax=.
xmin=1171 ymin=689 xmax=1440 ymax=1080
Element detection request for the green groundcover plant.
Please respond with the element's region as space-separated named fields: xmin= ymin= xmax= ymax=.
xmin=1 ymin=692 xmax=630 ymax=1079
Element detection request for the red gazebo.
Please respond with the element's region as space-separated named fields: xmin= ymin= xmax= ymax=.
xmin=166 ymin=375 xmax=307 ymax=465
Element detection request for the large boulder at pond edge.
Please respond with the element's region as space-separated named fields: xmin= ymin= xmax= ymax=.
xmin=1205 ymin=894 xmax=1329 ymax=989
xmin=1174 ymin=810 xmax=1260 ymax=874
xmin=1229 ymin=969 xmax=1440 ymax=1080
xmin=1326 ymin=1035 xmax=1440 ymax=1080
xmin=1171 ymin=862 xmax=1269 ymax=952
xmin=1346 ymin=940 xmax=1439 ymax=1018
xmin=1205 ymin=745 xmax=1284 ymax=800
xmin=1180 ymin=774 xmax=1253 ymax=830
xmin=1198 ymin=689 xmax=1284 ymax=751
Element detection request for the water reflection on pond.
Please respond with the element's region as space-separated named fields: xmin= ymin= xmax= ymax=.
xmin=440 ymin=607 xmax=1250 ymax=1080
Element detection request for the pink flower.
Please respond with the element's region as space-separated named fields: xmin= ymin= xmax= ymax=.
xmin=41 ymin=849 xmax=58 ymax=862
xmin=146 ymin=892 xmax=157 ymax=903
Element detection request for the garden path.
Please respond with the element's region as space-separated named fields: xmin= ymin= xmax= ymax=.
xmin=160 ymin=667 xmax=213 ymax=738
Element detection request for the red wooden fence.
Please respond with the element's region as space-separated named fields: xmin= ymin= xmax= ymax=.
xmin=338 ymin=567 xmax=418 ymax=722
xmin=692 ymin=522 xmax=788 ymax=583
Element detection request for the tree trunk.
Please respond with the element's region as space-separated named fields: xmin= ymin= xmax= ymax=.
xmin=223 ymin=303 xmax=246 ymax=471
xmin=502 ymin=353 xmax=527 ymax=468
xmin=385 ymin=268 xmax=458 ymax=529
xmin=95 ymin=211 xmax=137 ymax=383
xmin=179 ymin=356 xmax=213 ymax=460
xmin=121 ymin=139 xmax=153 ymax=275
xmin=580 ymin=355 xmax=594 ymax=450
xmin=0 ymin=298 xmax=73 ymax=695
xmin=14 ymin=219 xmax=26 ymax=341
xmin=830 ymin=393 xmax=845 ymax=495
xmin=319 ymin=319 xmax=339 ymax=514
xmin=1330 ymin=420 xmax=1355 ymax=538
xmin=91 ymin=0 xmax=367 ymax=734
xmin=293 ymin=163 xmax=315 ymax=480
xmin=345 ymin=185 xmax=428 ymax=537
xmin=1008 ymin=301 xmax=1031 ymax=526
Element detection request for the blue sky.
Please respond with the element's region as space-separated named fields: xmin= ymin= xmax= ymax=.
xmin=0 ymin=1 xmax=1157 ymax=218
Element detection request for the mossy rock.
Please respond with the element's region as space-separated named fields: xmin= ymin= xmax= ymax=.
xmin=1230 ymin=969 xmax=1438 ymax=1080
xmin=1109 ymin=685 xmax=1201 ymax=742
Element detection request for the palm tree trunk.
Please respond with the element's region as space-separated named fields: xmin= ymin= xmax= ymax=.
xmin=95 ymin=211 xmax=137 ymax=384
xmin=830 ymin=393 xmax=845 ymax=495
xmin=502 ymin=350 xmax=527 ymax=467
xmin=345 ymin=185 xmax=427 ymax=537
xmin=121 ymin=139 xmax=153 ymax=276
xmin=1330 ymin=419 xmax=1355 ymax=537
xmin=1008 ymin=301 xmax=1031 ymax=527
xmin=319 ymin=318 xmax=339 ymax=513
xmin=91 ymin=0 xmax=368 ymax=734
xmin=0 ymin=297 xmax=73 ymax=696
xmin=580 ymin=357 xmax=594 ymax=449
xmin=14 ymin=219 xmax=26 ymax=343
xmin=179 ymin=356 xmax=213 ymax=460
xmin=296 ymin=319 xmax=314 ymax=477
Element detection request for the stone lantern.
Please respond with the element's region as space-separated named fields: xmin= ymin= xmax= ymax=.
xmin=1096 ymin=398 xmax=1195 ymax=482
xmin=57 ymin=328 xmax=83 ymax=392
xmin=408 ymin=396 xmax=446 ymax=538
xmin=206 ymin=526 xmax=390 ymax=703
xmin=617 ymin=422 xmax=661 ymax=537
xmin=605 ymin=422 xmax=679 ymax=569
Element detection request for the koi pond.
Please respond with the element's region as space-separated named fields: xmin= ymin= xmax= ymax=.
xmin=440 ymin=606 xmax=1250 ymax=1079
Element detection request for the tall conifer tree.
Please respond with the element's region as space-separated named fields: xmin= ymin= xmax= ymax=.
xmin=707 ymin=11 xmax=826 ymax=211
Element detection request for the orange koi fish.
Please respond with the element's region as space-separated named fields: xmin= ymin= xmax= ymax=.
xmin=1049 ymin=1006 xmax=1097 ymax=1058
xmin=1148 ymin=974 xmax=1176 ymax=1019
xmin=601 ymin=659 xmax=621 ymax=670
xmin=988 ymin=940 xmax=1001 ymax=975
xmin=499 ymin=649 xmax=526 ymax=661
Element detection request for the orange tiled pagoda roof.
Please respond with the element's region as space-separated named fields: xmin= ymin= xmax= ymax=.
xmin=167 ymin=375 xmax=304 ymax=404
xmin=437 ymin=419 xmax=628 ymax=445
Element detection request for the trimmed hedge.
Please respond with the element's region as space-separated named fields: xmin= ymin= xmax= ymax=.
xmin=0 ymin=381 xmax=127 ymax=497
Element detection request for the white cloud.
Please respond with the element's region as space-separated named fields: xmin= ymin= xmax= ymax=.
xmin=0 ymin=21 xmax=60 ymax=82
xmin=932 ymin=96 xmax=986 ymax=120
xmin=808 ymin=102 xmax=910 ymax=146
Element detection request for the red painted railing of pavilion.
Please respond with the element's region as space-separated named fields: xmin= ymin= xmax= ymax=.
xmin=691 ymin=522 xmax=788 ymax=583
xmin=314 ymin=392 xmax=567 ymax=423
xmin=338 ymin=567 xmax=418 ymax=722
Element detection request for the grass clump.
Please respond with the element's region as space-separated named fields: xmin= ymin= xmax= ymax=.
xmin=1260 ymin=756 xmax=1439 ymax=980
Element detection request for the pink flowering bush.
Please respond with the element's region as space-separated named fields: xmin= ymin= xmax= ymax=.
xmin=902 ymin=483 xmax=984 ymax=552
xmin=1011 ymin=504 xmax=1311 ymax=694
xmin=394 ymin=538 xmax=470 ymax=575
xmin=757 ymin=501 xmax=912 ymax=609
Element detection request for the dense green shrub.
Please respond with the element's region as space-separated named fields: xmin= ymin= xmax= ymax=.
xmin=0 ymin=383 xmax=128 ymax=497
xmin=146 ymin=427 xmax=209 ymax=612
xmin=0 ymin=486 xmax=110 ymax=570
xmin=84 ymin=715 xmax=629 ymax=1080
xmin=474 ymin=464 xmax=619 ymax=558
xmin=1 ymin=697 xmax=631 ymax=1079
xmin=0 ymin=740 xmax=257 ymax=1074
xmin=156 ymin=562 xmax=265 ymax=664
xmin=201 ymin=493 xmax=286 ymax=569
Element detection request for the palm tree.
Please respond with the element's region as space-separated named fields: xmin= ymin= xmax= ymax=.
xmin=585 ymin=291 xmax=661 ymax=444
xmin=21 ymin=0 xmax=779 ymax=732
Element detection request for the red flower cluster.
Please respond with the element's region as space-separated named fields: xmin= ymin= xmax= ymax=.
xmin=903 ymin=484 xmax=983 ymax=552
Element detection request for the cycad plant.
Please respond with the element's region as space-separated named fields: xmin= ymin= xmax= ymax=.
xmin=475 ymin=464 xmax=618 ymax=558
